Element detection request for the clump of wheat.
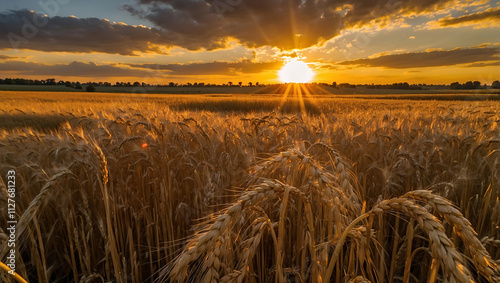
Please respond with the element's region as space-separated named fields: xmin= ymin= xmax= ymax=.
xmin=166 ymin=147 xmax=499 ymax=282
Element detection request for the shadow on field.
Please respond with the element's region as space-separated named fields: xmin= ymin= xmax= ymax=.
xmin=0 ymin=114 xmax=70 ymax=131
xmin=170 ymin=98 xmax=323 ymax=115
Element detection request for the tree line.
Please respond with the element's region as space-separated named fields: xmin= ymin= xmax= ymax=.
xmin=1 ymin=78 xmax=499 ymax=90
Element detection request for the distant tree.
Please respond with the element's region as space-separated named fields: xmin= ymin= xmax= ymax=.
xmin=169 ymin=82 xmax=175 ymax=87
xmin=75 ymin=82 xmax=82 ymax=89
xmin=86 ymin=84 xmax=96 ymax=92
xmin=339 ymin=83 xmax=356 ymax=88
xmin=46 ymin=78 xmax=56 ymax=85
xmin=332 ymin=82 xmax=337 ymax=88
xmin=248 ymin=82 xmax=253 ymax=87
xmin=57 ymin=80 xmax=65 ymax=85
xmin=255 ymin=82 xmax=259 ymax=87
xmin=238 ymin=82 xmax=243 ymax=87
xmin=463 ymin=81 xmax=481 ymax=89
xmin=133 ymin=81 xmax=141 ymax=87
xmin=228 ymin=82 xmax=233 ymax=87
xmin=492 ymin=80 xmax=500 ymax=89
xmin=450 ymin=82 xmax=460 ymax=89
xmin=65 ymin=81 xmax=73 ymax=88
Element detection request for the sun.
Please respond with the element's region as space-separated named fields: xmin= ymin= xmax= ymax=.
xmin=278 ymin=59 xmax=315 ymax=83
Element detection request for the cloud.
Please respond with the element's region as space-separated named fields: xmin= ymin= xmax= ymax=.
xmin=464 ymin=60 xmax=500 ymax=67
xmin=130 ymin=60 xmax=283 ymax=76
xmin=427 ymin=7 xmax=500 ymax=29
xmin=337 ymin=47 xmax=500 ymax=68
xmin=0 ymin=0 xmax=463 ymax=54
xmin=0 ymin=60 xmax=155 ymax=77
xmin=123 ymin=0 xmax=459 ymax=50
xmin=0 ymin=10 xmax=170 ymax=55
xmin=0 ymin=59 xmax=283 ymax=78
xmin=0 ymin=55 xmax=16 ymax=60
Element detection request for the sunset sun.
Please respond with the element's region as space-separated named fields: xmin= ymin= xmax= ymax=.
xmin=278 ymin=59 xmax=315 ymax=83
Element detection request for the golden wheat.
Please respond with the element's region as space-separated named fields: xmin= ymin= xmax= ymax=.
xmin=0 ymin=93 xmax=498 ymax=282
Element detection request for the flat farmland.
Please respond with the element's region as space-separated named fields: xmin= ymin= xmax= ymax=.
xmin=0 ymin=91 xmax=499 ymax=282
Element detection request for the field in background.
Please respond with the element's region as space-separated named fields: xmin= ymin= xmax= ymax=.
xmin=0 ymin=91 xmax=499 ymax=282
xmin=1 ymin=84 xmax=499 ymax=98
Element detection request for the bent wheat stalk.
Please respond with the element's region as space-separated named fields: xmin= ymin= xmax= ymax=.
xmin=0 ymin=261 xmax=28 ymax=283
xmin=404 ymin=190 xmax=499 ymax=282
xmin=324 ymin=197 xmax=474 ymax=283
xmin=169 ymin=180 xmax=290 ymax=281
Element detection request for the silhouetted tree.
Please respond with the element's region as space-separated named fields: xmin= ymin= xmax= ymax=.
xmin=492 ymin=81 xmax=500 ymax=89
xmin=75 ymin=82 xmax=82 ymax=89
xmin=228 ymin=82 xmax=233 ymax=87
xmin=248 ymin=82 xmax=253 ymax=87
xmin=238 ymin=82 xmax=243 ymax=87
xmin=86 ymin=84 xmax=96 ymax=92
xmin=169 ymin=82 xmax=175 ymax=87
xmin=133 ymin=81 xmax=141 ymax=87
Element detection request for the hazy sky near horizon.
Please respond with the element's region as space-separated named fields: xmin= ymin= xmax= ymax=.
xmin=0 ymin=0 xmax=499 ymax=84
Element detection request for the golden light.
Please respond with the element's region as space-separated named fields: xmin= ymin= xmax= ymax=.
xmin=278 ymin=59 xmax=315 ymax=83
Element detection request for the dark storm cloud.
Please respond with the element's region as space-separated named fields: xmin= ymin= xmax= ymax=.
xmin=337 ymin=47 xmax=500 ymax=69
xmin=0 ymin=61 xmax=155 ymax=77
xmin=0 ymin=59 xmax=282 ymax=77
xmin=131 ymin=60 xmax=283 ymax=75
xmin=0 ymin=10 xmax=169 ymax=55
xmin=0 ymin=0 xmax=461 ymax=54
xmin=433 ymin=7 xmax=500 ymax=28
xmin=124 ymin=0 xmax=457 ymax=50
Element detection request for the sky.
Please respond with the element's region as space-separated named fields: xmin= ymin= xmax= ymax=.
xmin=0 ymin=0 xmax=499 ymax=84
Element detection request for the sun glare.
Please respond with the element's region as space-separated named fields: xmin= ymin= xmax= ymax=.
xmin=278 ymin=59 xmax=314 ymax=83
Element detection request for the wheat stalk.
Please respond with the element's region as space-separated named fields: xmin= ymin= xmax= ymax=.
xmin=324 ymin=197 xmax=474 ymax=283
xmin=404 ymin=190 xmax=499 ymax=281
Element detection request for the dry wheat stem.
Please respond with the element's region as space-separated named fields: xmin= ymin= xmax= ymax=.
xmin=404 ymin=190 xmax=499 ymax=281
xmin=324 ymin=197 xmax=474 ymax=283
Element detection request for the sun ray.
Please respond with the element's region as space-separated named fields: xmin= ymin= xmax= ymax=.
xmin=314 ymin=84 xmax=336 ymax=95
xmin=295 ymin=83 xmax=307 ymax=116
xmin=300 ymin=83 xmax=323 ymax=115
xmin=279 ymin=83 xmax=294 ymax=112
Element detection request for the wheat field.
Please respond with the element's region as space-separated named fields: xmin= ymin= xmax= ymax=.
xmin=0 ymin=91 xmax=499 ymax=282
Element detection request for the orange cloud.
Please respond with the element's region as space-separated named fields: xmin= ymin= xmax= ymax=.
xmin=426 ymin=7 xmax=500 ymax=29
xmin=338 ymin=46 xmax=500 ymax=69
